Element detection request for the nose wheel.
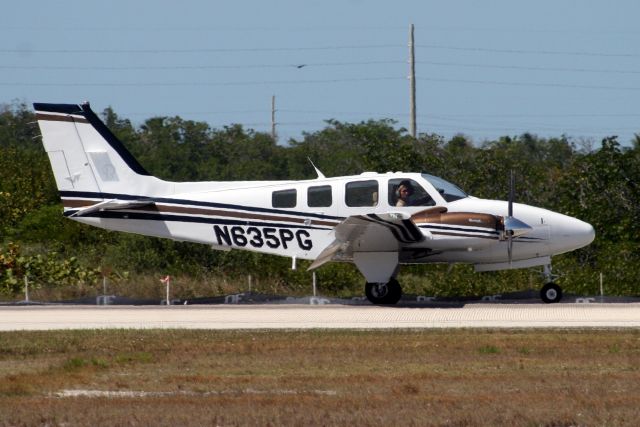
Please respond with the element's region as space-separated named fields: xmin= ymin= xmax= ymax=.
xmin=365 ymin=279 xmax=402 ymax=305
xmin=539 ymin=264 xmax=563 ymax=303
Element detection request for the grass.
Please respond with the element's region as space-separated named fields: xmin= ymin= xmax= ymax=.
xmin=0 ymin=329 xmax=639 ymax=426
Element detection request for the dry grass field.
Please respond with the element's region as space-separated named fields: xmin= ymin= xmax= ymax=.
xmin=0 ymin=329 xmax=639 ymax=426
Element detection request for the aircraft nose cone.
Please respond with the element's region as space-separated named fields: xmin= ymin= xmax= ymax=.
xmin=582 ymin=221 xmax=596 ymax=246
xmin=573 ymin=219 xmax=595 ymax=247
xmin=553 ymin=216 xmax=595 ymax=252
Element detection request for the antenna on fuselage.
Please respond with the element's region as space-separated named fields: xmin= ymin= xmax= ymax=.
xmin=307 ymin=157 xmax=326 ymax=179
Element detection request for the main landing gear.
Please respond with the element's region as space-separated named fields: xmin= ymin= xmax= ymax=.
xmin=540 ymin=264 xmax=563 ymax=303
xmin=540 ymin=282 xmax=562 ymax=304
xmin=365 ymin=278 xmax=402 ymax=305
xmin=362 ymin=265 xmax=564 ymax=305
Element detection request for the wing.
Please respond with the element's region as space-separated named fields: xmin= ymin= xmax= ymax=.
xmin=308 ymin=212 xmax=429 ymax=270
xmin=309 ymin=207 xmax=506 ymax=270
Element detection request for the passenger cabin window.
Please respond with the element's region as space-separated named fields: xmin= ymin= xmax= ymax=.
xmin=307 ymin=185 xmax=332 ymax=207
xmin=272 ymin=189 xmax=297 ymax=208
xmin=388 ymin=178 xmax=435 ymax=207
xmin=345 ymin=180 xmax=379 ymax=207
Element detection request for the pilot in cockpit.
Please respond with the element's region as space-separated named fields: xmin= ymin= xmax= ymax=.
xmin=395 ymin=180 xmax=414 ymax=207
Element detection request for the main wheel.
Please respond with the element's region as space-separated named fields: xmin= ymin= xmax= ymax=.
xmin=365 ymin=279 xmax=402 ymax=305
xmin=540 ymin=282 xmax=563 ymax=304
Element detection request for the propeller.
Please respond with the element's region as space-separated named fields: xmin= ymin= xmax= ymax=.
xmin=504 ymin=170 xmax=532 ymax=266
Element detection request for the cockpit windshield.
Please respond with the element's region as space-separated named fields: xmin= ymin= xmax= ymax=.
xmin=421 ymin=173 xmax=468 ymax=202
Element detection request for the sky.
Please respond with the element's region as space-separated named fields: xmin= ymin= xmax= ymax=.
xmin=2 ymin=0 xmax=640 ymax=146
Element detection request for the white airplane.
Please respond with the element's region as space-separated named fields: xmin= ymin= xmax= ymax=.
xmin=34 ymin=102 xmax=595 ymax=304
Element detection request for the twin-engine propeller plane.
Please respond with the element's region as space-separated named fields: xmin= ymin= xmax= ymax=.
xmin=34 ymin=102 xmax=595 ymax=304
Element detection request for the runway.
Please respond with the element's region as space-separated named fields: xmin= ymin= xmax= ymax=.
xmin=1 ymin=304 xmax=639 ymax=330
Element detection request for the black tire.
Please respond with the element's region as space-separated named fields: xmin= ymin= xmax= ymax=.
xmin=365 ymin=279 xmax=402 ymax=305
xmin=540 ymin=282 xmax=563 ymax=304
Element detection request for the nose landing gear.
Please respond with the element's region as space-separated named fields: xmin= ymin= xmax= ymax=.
xmin=540 ymin=264 xmax=563 ymax=303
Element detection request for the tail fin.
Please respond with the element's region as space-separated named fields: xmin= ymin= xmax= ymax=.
xmin=33 ymin=102 xmax=166 ymax=198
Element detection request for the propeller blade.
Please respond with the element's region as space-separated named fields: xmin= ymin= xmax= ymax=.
xmin=508 ymin=234 xmax=513 ymax=266
xmin=508 ymin=169 xmax=514 ymax=218
xmin=504 ymin=169 xmax=530 ymax=267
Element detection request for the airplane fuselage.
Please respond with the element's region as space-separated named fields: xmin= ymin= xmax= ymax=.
xmin=62 ymin=172 xmax=594 ymax=272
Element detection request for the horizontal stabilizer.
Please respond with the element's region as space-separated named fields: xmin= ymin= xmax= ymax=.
xmin=69 ymin=199 xmax=155 ymax=217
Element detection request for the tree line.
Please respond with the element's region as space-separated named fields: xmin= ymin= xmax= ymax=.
xmin=1 ymin=101 xmax=639 ymax=299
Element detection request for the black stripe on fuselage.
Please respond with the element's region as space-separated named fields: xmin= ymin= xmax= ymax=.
xmin=427 ymin=228 xmax=545 ymax=242
xmin=422 ymin=224 xmax=546 ymax=242
xmin=420 ymin=224 xmax=500 ymax=236
xmin=59 ymin=190 xmax=344 ymax=222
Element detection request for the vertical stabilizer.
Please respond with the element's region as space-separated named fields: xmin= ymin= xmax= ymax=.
xmin=33 ymin=102 xmax=168 ymax=199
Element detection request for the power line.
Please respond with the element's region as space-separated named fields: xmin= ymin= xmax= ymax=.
xmin=428 ymin=113 xmax=640 ymax=118
xmin=0 ymin=77 xmax=404 ymax=87
xmin=2 ymin=74 xmax=638 ymax=90
xmin=276 ymin=110 xmax=640 ymax=119
xmin=418 ymin=77 xmax=640 ymax=91
xmin=416 ymin=44 xmax=640 ymax=58
xmin=3 ymin=43 xmax=639 ymax=57
xmin=0 ymin=25 xmax=409 ymax=33
xmin=0 ymin=45 xmax=400 ymax=54
xmin=417 ymin=61 xmax=640 ymax=75
xmin=3 ymin=25 xmax=640 ymax=35
xmin=3 ymin=60 xmax=640 ymax=76
xmin=123 ymin=109 xmax=640 ymax=121
xmin=0 ymin=60 xmax=401 ymax=71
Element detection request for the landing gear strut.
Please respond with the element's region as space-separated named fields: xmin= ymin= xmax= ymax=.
xmin=365 ymin=278 xmax=402 ymax=305
xmin=540 ymin=264 xmax=562 ymax=303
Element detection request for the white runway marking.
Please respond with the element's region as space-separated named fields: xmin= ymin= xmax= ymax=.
xmin=1 ymin=304 xmax=639 ymax=330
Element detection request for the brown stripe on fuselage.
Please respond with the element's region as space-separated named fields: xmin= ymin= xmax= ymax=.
xmin=412 ymin=210 xmax=502 ymax=230
xmin=63 ymin=199 xmax=98 ymax=208
xmin=61 ymin=198 xmax=339 ymax=227
xmin=36 ymin=113 xmax=88 ymax=124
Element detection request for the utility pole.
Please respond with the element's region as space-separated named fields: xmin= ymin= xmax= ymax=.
xmin=409 ymin=24 xmax=417 ymax=138
xmin=271 ymin=95 xmax=277 ymax=141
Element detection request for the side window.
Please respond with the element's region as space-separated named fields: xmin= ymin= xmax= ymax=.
xmin=272 ymin=189 xmax=297 ymax=208
xmin=308 ymin=185 xmax=332 ymax=207
xmin=345 ymin=180 xmax=379 ymax=207
xmin=388 ymin=178 xmax=435 ymax=207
